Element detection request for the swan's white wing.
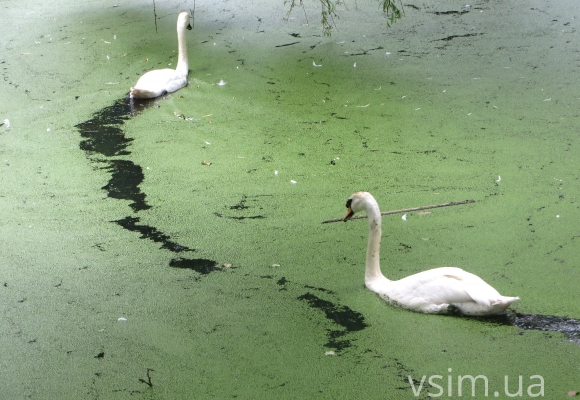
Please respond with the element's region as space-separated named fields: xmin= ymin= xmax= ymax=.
xmin=132 ymin=69 xmax=188 ymax=98
xmin=447 ymin=272 xmax=504 ymax=307
xmin=388 ymin=267 xmax=502 ymax=308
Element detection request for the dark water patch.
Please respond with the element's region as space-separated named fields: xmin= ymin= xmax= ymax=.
xmin=102 ymin=160 xmax=150 ymax=212
xmin=513 ymin=313 xmax=580 ymax=344
xmin=213 ymin=195 xmax=271 ymax=220
xmin=230 ymin=197 xmax=249 ymax=210
xmin=113 ymin=216 xmax=194 ymax=253
xmin=75 ymin=99 xmax=132 ymax=157
xmin=303 ymin=285 xmax=337 ymax=295
xmin=392 ymin=359 xmax=436 ymax=396
xmin=298 ymin=293 xmax=367 ymax=332
xmin=169 ymin=258 xmax=221 ymax=274
xmin=276 ymin=276 xmax=288 ymax=289
xmin=258 ymin=276 xmax=367 ymax=350
xmin=75 ymin=97 xmax=222 ymax=270
xmin=477 ymin=312 xmax=580 ymax=345
xmin=75 ymin=98 xmax=155 ymax=157
xmin=78 ymin=123 xmax=133 ymax=157
xmin=76 ymin=97 xmax=156 ymax=213
xmin=298 ymin=292 xmax=368 ymax=351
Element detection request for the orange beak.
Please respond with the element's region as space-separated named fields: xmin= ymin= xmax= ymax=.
xmin=342 ymin=207 xmax=355 ymax=222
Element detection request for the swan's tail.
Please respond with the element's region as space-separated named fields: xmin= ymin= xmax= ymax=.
xmin=130 ymin=87 xmax=158 ymax=99
xmin=458 ymin=296 xmax=520 ymax=316
xmin=489 ymin=296 xmax=520 ymax=314
xmin=500 ymin=296 xmax=520 ymax=305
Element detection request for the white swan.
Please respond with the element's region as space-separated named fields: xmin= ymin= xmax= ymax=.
xmin=130 ymin=11 xmax=192 ymax=99
xmin=343 ymin=191 xmax=519 ymax=316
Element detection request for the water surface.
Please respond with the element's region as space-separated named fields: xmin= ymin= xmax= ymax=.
xmin=1 ymin=0 xmax=579 ymax=398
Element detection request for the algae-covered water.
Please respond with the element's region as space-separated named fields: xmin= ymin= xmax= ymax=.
xmin=1 ymin=0 xmax=579 ymax=398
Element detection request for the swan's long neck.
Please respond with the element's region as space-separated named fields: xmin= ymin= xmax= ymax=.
xmin=175 ymin=24 xmax=189 ymax=76
xmin=365 ymin=199 xmax=389 ymax=285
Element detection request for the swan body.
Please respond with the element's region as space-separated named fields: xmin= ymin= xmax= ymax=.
xmin=343 ymin=191 xmax=519 ymax=316
xmin=130 ymin=12 xmax=192 ymax=99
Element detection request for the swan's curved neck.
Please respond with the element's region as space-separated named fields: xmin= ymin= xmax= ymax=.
xmin=365 ymin=200 xmax=388 ymax=285
xmin=175 ymin=25 xmax=189 ymax=76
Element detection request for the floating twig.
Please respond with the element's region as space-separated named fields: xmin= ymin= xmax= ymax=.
xmin=275 ymin=41 xmax=300 ymax=48
xmin=139 ymin=368 xmax=155 ymax=387
xmin=321 ymin=199 xmax=475 ymax=223
xmin=152 ymin=0 xmax=158 ymax=33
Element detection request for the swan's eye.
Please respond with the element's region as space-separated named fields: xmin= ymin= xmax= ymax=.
xmin=345 ymin=198 xmax=353 ymax=209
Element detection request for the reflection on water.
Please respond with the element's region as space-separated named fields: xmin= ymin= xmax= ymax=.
xmin=74 ymin=97 xmax=218 ymax=269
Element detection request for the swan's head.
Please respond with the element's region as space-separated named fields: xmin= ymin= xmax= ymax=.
xmin=178 ymin=11 xmax=193 ymax=31
xmin=343 ymin=191 xmax=375 ymax=221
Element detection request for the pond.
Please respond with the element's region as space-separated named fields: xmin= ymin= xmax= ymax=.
xmin=1 ymin=0 xmax=579 ymax=398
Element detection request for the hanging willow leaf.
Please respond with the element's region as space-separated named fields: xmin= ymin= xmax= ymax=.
xmin=284 ymin=0 xmax=403 ymax=35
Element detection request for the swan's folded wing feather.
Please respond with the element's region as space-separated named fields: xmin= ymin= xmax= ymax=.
xmin=389 ymin=268 xmax=471 ymax=305
xmin=131 ymin=69 xmax=188 ymax=98
xmin=441 ymin=270 xmax=505 ymax=307
xmin=392 ymin=267 xmax=502 ymax=307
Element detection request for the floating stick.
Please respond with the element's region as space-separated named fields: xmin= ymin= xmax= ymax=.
xmin=152 ymin=0 xmax=158 ymax=33
xmin=321 ymin=199 xmax=475 ymax=224
xmin=139 ymin=368 xmax=155 ymax=387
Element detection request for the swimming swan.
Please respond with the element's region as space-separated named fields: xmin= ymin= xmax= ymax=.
xmin=343 ymin=191 xmax=519 ymax=316
xmin=130 ymin=11 xmax=192 ymax=99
